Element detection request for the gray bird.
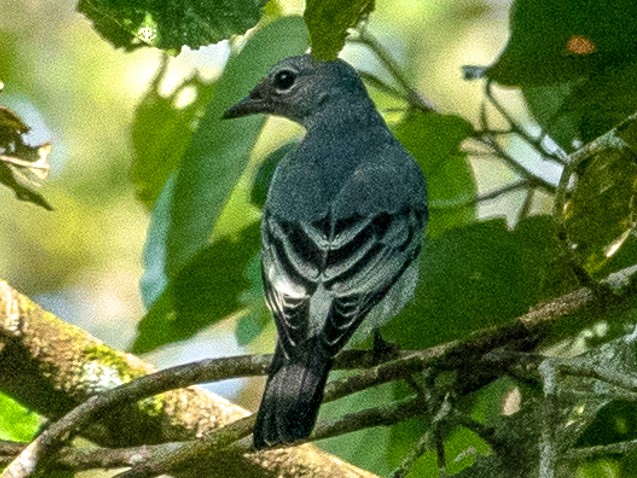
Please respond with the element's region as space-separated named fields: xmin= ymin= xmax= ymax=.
xmin=223 ymin=54 xmax=428 ymax=449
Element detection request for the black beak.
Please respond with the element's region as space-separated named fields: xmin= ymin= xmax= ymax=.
xmin=222 ymin=82 xmax=269 ymax=120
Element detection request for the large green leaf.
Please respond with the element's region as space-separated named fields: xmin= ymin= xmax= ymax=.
xmin=78 ymin=0 xmax=269 ymax=50
xmin=165 ymin=16 xmax=308 ymax=279
xmin=384 ymin=216 xmax=576 ymax=349
xmin=485 ymin=0 xmax=637 ymax=87
xmin=131 ymin=61 xmax=216 ymax=211
xmin=133 ymin=221 xmax=260 ymax=353
xmin=135 ymin=18 xmax=308 ymax=352
xmin=304 ymin=0 xmax=375 ymax=61
xmin=476 ymin=0 xmax=637 ymax=150
xmin=392 ymin=112 xmax=476 ymax=237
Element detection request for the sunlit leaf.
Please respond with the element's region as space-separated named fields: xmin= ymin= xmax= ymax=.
xmin=131 ymin=59 xmax=216 ymax=211
xmin=558 ymin=115 xmax=637 ymax=276
xmin=304 ymin=0 xmax=375 ymax=60
xmin=78 ymin=0 xmax=269 ymax=50
xmin=0 ymin=392 xmax=40 ymax=442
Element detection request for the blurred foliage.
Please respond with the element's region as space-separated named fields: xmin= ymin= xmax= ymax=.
xmin=485 ymin=0 xmax=637 ymax=87
xmin=3 ymin=0 xmax=637 ymax=476
xmin=131 ymin=59 xmax=216 ymax=211
xmin=305 ymin=0 xmax=375 ymax=60
xmin=384 ymin=216 xmax=577 ymax=349
xmin=479 ymin=0 xmax=637 ymax=150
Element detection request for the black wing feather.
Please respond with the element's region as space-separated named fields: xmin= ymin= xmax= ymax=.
xmin=261 ymin=207 xmax=425 ymax=359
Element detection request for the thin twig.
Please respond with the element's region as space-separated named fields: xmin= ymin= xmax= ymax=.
xmin=0 ymin=155 xmax=50 ymax=171
xmin=349 ymin=31 xmax=435 ymax=112
xmin=517 ymin=188 xmax=535 ymax=223
xmin=477 ymin=103 xmax=556 ymax=192
xmin=564 ymin=439 xmax=637 ymax=461
xmin=115 ymin=397 xmax=425 ymax=478
xmin=484 ymin=81 xmax=567 ymax=165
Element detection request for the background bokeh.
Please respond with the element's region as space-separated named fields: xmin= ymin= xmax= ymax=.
xmin=0 ymin=0 xmax=526 ymax=402
xmin=5 ymin=1 xmax=637 ymax=477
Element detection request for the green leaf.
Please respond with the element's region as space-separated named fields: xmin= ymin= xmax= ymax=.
xmin=235 ymin=253 xmax=270 ymax=346
xmin=384 ymin=216 xmax=575 ymax=349
xmin=139 ymin=176 xmax=174 ymax=308
xmin=78 ymin=0 xmax=269 ymax=50
xmin=0 ymin=103 xmax=52 ymax=210
xmin=304 ymin=0 xmax=375 ymax=61
xmin=131 ymin=60 xmax=216 ymax=211
xmin=165 ymin=16 xmax=308 ymax=278
xmin=559 ymin=118 xmax=637 ymax=276
xmin=479 ymin=0 xmax=637 ymax=150
xmin=522 ymin=82 xmax=580 ymax=152
xmin=249 ymin=141 xmax=300 ymax=209
xmin=133 ymin=222 xmax=260 ymax=353
xmin=524 ymin=63 xmax=637 ymax=150
xmin=484 ymin=0 xmax=637 ymax=87
xmin=392 ymin=111 xmax=477 ymax=237
xmin=0 ymin=393 xmax=40 ymax=442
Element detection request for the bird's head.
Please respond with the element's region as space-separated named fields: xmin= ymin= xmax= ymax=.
xmin=223 ymin=55 xmax=368 ymax=126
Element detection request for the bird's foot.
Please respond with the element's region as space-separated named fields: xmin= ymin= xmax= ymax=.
xmin=372 ymin=331 xmax=399 ymax=365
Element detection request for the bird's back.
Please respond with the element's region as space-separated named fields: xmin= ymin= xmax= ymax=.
xmin=265 ymin=120 xmax=426 ymax=224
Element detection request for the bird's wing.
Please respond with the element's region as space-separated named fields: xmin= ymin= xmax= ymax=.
xmin=262 ymin=203 xmax=426 ymax=359
xmin=261 ymin=210 xmax=322 ymax=359
xmin=319 ymin=207 xmax=425 ymax=354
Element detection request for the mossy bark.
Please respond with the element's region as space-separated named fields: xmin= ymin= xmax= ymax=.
xmin=0 ymin=280 xmax=377 ymax=478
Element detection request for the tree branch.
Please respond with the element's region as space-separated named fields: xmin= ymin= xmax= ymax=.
xmin=0 ymin=280 xmax=378 ymax=478
xmin=3 ymin=256 xmax=637 ymax=477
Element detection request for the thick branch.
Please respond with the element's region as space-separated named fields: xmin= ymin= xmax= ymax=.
xmin=0 ymin=280 xmax=377 ymax=478
xmin=3 ymin=259 xmax=637 ymax=477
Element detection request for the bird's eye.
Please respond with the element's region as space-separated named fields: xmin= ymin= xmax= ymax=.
xmin=273 ymin=70 xmax=296 ymax=91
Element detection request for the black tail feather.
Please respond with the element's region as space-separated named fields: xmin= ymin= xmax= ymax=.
xmin=254 ymin=341 xmax=333 ymax=449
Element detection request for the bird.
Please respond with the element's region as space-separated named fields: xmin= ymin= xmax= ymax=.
xmin=223 ymin=54 xmax=428 ymax=449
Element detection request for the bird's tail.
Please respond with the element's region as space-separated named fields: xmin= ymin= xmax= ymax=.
xmin=253 ymin=340 xmax=333 ymax=449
